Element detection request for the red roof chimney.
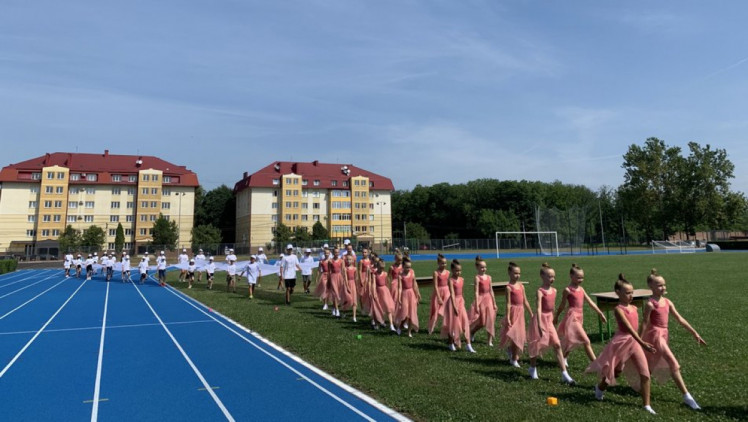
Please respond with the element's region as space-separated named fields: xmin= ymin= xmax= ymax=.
xmin=104 ymin=149 xmax=109 ymax=157
xmin=313 ymin=160 xmax=319 ymax=166
xmin=243 ymin=171 xmax=248 ymax=178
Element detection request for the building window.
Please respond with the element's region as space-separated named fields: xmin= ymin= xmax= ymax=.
xmin=292 ymin=214 xmax=298 ymax=220
xmin=151 ymin=188 xmax=158 ymax=195
xmin=272 ymin=179 xmax=279 ymax=185
xmin=128 ymin=175 xmax=137 ymax=182
xmin=142 ymin=174 xmax=150 ymax=181
xmin=56 ymin=186 xmax=64 ymax=194
xmin=45 ymin=186 xmax=53 ymax=193
xmin=370 ymin=214 xmax=375 ymax=221
xmin=28 ymin=215 xmax=36 ymax=222
xmin=331 ymin=180 xmax=337 ymax=187
xmin=111 ymin=202 xmax=120 ymax=209
xmin=285 ymin=201 xmax=292 ymax=208
xmin=30 ymin=186 xmax=39 ymax=193
xmin=43 ymin=215 xmax=51 ymax=222
xmin=313 ymin=203 xmax=320 ymax=209
xmin=109 ymin=229 xmax=116 ymax=236
xmin=41 ymin=229 xmax=50 ymax=236
xmin=140 ymin=215 xmax=147 ymax=222
xmin=150 ymin=215 xmax=157 ymax=221
xmin=164 ymin=176 xmax=171 ymax=183
xmin=53 ymin=215 xmax=61 ymax=222
xmin=67 ymin=216 xmax=77 ymax=223
xmin=142 ymin=188 xmax=149 ymax=195
xmin=84 ymin=215 xmax=94 ymax=222
xmin=314 ymin=180 xmax=320 ymax=186
xmin=162 ymin=188 xmax=170 ymax=196
xmin=112 ymin=174 xmax=121 ymax=182
xmin=302 ymin=191 xmax=308 ymax=198
xmin=86 ymin=174 xmax=97 ymax=181
xmin=302 ymin=203 xmax=308 ymax=209
xmin=112 ymin=187 xmax=121 ymax=195
xmin=140 ymin=229 xmax=147 ymax=235
xmin=285 ymin=215 xmax=291 ymax=221
xmin=108 ymin=243 xmax=116 ymax=250
xmin=285 ymin=178 xmax=292 ymax=184
xmin=293 ymin=202 xmax=299 ymax=207
xmin=44 ymin=200 xmax=52 ymax=208
xmin=29 ymin=201 xmax=38 ymax=208
xmin=86 ymin=187 xmax=95 ymax=194
xmin=70 ymin=174 xmax=80 ymax=181
xmin=46 ymin=172 xmax=54 ymax=179
xmin=301 ymin=215 xmax=308 ymax=221
xmin=272 ymin=203 xmax=278 ymax=209
xmin=141 ymin=201 xmax=148 ymax=208
xmin=313 ymin=191 xmax=320 ymax=198
xmin=127 ymin=202 xmax=134 ymax=209
xmin=125 ymin=229 xmax=133 ymax=235
xmin=110 ymin=215 xmax=119 ymax=222
xmin=126 ymin=215 xmax=134 ymax=222
xmin=85 ymin=201 xmax=95 ymax=208
xmin=127 ymin=187 xmax=135 ymax=195
xmin=57 ymin=172 xmax=65 ymax=179
xmin=152 ymin=175 xmax=159 ymax=181
xmin=52 ymin=229 xmax=60 ymax=236
xmin=285 ymin=190 xmax=292 ymax=196
xmin=150 ymin=201 xmax=158 ymax=208
xmin=69 ymin=187 xmax=79 ymax=194
xmin=343 ymin=181 xmax=348 ymax=187
xmin=32 ymin=173 xmax=41 ymax=180
xmin=162 ymin=202 xmax=170 ymax=209
xmin=370 ymin=181 xmax=374 ymax=187
xmin=302 ymin=179 xmax=308 ymax=186
xmin=313 ymin=215 xmax=320 ymax=222
xmin=27 ymin=230 xmax=36 ymax=237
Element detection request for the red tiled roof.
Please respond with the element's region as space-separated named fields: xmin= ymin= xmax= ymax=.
xmin=0 ymin=151 xmax=199 ymax=186
xmin=234 ymin=161 xmax=394 ymax=192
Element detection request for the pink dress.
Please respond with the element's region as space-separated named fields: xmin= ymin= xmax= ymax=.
xmin=528 ymin=287 xmax=561 ymax=358
xmin=359 ymin=260 xmax=372 ymax=314
xmin=499 ymin=283 xmax=527 ymax=351
xmin=370 ymin=271 xmax=395 ymax=325
xmin=585 ymin=304 xmax=650 ymax=390
xmin=389 ymin=265 xmax=402 ymax=302
xmin=395 ymin=269 xmax=419 ymax=330
xmin=441 ymin=277 xmax=470 ymax=348
xmin=557 ymin=286 xmax=591 ymax=353
xmin=328 ymin=259 xmax=344 ymax=302
xmin=428 ymin=270 xmax=451 ymax=334
xmin=340 ymin=265 xmax=358 ymax=310
xmin=469 ymin=275 xmax=497 ymax=338
xmin=313 ymin=260 xmax=329 ymax=300
xmin=642 ymin=297 xmax=680 ymax=385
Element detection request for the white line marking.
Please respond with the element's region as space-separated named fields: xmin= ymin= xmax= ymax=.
xmin=0 ymin=270 xmax=54 ymax=289
xmin=0 ymin=272 xmax=60 ymax=299
xmin=0 ymin=278 xmax=68 ymax=321
xmin=0 ymin=280 xmax=88 ymax=378
xmin=131 ymin=283 xmax=235 ymax=422
xmin=165 ymin=287 xmax=408 ymax=421
xmin=0 ymin=319 xmax=216 ymax=336
xmin=91 ymin=282 xmax=110 ymax=421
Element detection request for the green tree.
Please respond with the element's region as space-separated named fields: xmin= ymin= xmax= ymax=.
xmin=405 ymin=222 xmax=430 ymax=240
xmin=293 ymin=226 xmax=311 ymax=242
xmin=152 ymin=214 xmax=179 ymax=250
xmin=312 ymin=221 xmax=329 ymax=240
xmin=58 ymin=225 xmax=81 ymax=253
xmin=191 ymin=224 xmax=222 ymax=254
xmin=80 ymin=225 xmax=106 ymax=252
xmin=114 ymin=223 xmax=125 ymax=254
xmin=273 ymin=223 xmax=293 ymax=252
xmin=476 ymin=209 xmax=521 ymax=237
xmin=194 ymin=185 xmax=235 ymax=243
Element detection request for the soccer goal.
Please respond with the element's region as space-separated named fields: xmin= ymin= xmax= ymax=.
xmin=495 ymin=231 xmax=560 ymax=259
xmin=651 ymin=240 xmax=699 ymax=254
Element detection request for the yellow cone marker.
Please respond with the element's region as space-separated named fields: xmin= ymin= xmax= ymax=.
xmin=546 ymin=397 xmax=558 ymax=406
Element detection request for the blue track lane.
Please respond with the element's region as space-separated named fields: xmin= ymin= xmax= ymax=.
xmin=0 ymin=270 xmax=404 ymax=421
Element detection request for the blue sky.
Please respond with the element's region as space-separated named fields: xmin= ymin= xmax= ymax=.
xmin=2 ymin=1 xmax=747 ymax=193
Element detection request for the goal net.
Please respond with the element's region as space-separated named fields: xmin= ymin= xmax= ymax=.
xmin=651 ymin=240 xmax=698 ymax=254
xmin=495 ymin=231 xmax=559 ymax=258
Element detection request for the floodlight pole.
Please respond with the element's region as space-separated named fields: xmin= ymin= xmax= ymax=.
xmin=598 ymin=200 xmax=606 ymax=252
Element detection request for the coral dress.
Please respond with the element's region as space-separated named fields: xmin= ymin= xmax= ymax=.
xmin=499 ymin=283 xmax=528 ymax=351
xmin=642 ymin=297 xmax=680 ymax=385
xmin=441 ymin=277 xmax=470 ymax=348
xmin=328 ymin=259 xmax=344 ymax=302
xmin=389 ymin=265 xmax=402 ymax=302
xmin=313 ymin=260 xmax=329 ymax=300
xmin=469 ymin=275 xmax=497 ymax=338
xmin=586 ymin=304 xmax=650 ymax=390
xmin=557 ymin=285 xmax=591 ymax=353
xmin=359 ymin=260 xmax=372 ymax=314
xmin=395 ymin=269 xmax=419 ymax=330
xmin=428 ymin=270 xmax=451 ymax=334
xmin=370 ymin=271 xmax=396 ymax=325
xmin=341 ymin=265 xmax=358 ymax=310
xmin=528 ymin=287 xmax=561 ymax=358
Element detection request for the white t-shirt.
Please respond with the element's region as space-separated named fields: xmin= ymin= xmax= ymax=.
xmin=300 ymin=255 xmax=315 ymax=276
xmin=244 ymin=262 xmax=261 ymax=284
xmin=139 ymin=261 xmax=148 ymax=274
xmin=85 ymin=258 xmax=95 ymax=267
xmin=65 ymin=254 xmax=73 ymax=264
xmin=143 ymin=255 xmax=151 ymax=264
xmin=227 ymin=263 xmax=237 ymax=276
xmin=188 ymin=264 xmax=196 ymax=272
xmin=157 ymin=256 xmax=167 ymax=270
xmin=256 ymin=253 xmax=268 ymax=264
xmin=178 ymin=253 xmax=189 ymax=265
xmin=106 ymin=257 xmax=115 ymax=267
xmin=74 ymin=258 xmax=82 ymax=267
xmin=207 ymin=262 xmax=216 ymax=274
xmin=122 ymin=258 xmax=131 ymax=271
xmin=281 ymin=253 xmax=300 ymax=280
xmin=226 ymin=253 xmax=237 ymax=263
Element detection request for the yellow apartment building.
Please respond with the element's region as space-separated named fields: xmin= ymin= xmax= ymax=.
xmin=0 ymin=151 xmax=199 ymax=257
xmin=234 ymin=161 xmax=394 ymax=250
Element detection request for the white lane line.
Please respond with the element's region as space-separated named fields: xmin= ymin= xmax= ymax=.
xmin=131 ymin=283 xmax=235 ymax=422
xmin=0 ymin=280 xmax=88 ymax=378
xmin=0 ymin=319 xmax=217 ymax=336
xmin=0 ymin=278 xmax=68 ymax=320
xmin=0 ymin=269 xmax=44 ymax=280
xmin=164 ymin=287 xmax=401 ymax=422
xmin=0 ymin=272 xmax=61 ymax=299
xmin=91 ymin=282 xmax=110 ymax=422
xmin=0 ymin=270 xmax=54 ymax=289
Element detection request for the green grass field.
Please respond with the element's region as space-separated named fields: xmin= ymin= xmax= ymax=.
xmin=170 ymin=253 xmax=747 ymax=421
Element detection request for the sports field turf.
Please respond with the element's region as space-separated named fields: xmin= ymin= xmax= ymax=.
xmin=174 ymin=252 xmax=747 ymax=421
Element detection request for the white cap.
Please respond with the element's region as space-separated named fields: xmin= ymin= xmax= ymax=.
xmin=229 ymin=248 xmax=234 ymax=252
xmin=258 ymin=247 xmax=263 ymax=251
xmin=94 ymin=252 xmax=98 ymax=255
xmin=145 ymin=251 xmax=149 ymax=254
xmin=125 ymin=254 xmax=129 ymax=258
xmin=189 ymin=259 xmax=194 ymax=263
xmin=250 ymin=255 xmax=257 ymax=260
xmin=182 ymin=249 xmax=186 ymax=252
xmin=199 ymin=248 xmax=203 ymax=252
xmin=286 ymin=244 xmax=293 ymax=250
xmin=209 ymin=256 xmax=214 ymax=261
xmin=323 ymin=243 xmax=329 ymax=248
xmin=305 ymin=248 xmax=311 ymax=253
xmin=161 ymin=251 xmax=165 ymax=255
xmin=344 ymin=239 xmax=350 ymax=245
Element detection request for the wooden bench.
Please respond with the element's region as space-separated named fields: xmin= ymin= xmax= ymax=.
xmin=590 ymin=289 xmax=652 ymax=342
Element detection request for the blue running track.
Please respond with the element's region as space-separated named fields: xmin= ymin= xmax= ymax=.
xmin=0 ymin=269 xmax=407 ymax=421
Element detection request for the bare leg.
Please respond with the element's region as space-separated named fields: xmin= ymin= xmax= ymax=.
xmin=584 ymin=343 xmax=597 ymax=361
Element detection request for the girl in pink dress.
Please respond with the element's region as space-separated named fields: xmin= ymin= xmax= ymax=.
xmin=388 ymin=253 xmax=403 ymax=303
xmin=358 ymin=249 xmax=373 ymax=316
xmin=586 ymin=274 xmax=657 ymax=415
xmin=440 ymin=259 xmax=476 ymax=352
xmin=468 ymin=258 xmax=497 ymax=346
xmin=641 ymin=269 xmax=706 ymax=410
xmin=395 ymin=257 xmax=421 ymax=337
xmin=427 ymin=254 xmax=450 ymax=335
xmin=341 ymin=254 xmax=358 ymax=322
xmin=313 ymin=248 xmax=331 ymax=310
xmin=370 ymin=259 xmax=396 ymax=332
xmin=499 ymin=262 xmax=533 ymax=367
xmin=328 ymin=248 xmax=344 ymax=318
xmin=554 ymin=264 xmax=607 ymax=365
xmin=527 ymin=263 xmax=575 ymax=384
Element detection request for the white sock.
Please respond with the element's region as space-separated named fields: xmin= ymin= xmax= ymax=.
xmin=644 ymin=405 xmax=656 ymax=415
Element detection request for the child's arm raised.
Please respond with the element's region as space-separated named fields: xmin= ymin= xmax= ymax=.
xmin=670 ymin=300 xmax=706 ymax=345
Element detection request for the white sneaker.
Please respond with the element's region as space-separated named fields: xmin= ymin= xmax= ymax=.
xmin=374 ymin=324 xmax=380 ymax=330
xmin=488 ymin=341 xmax=494 ymax=347
xmin=510 ymin=360 xmax=521 ymax=368
xmin=396 ymin=328 xmax=401 ymax=336
xmin=528 ymin=366 xmax=538 ymax=379
xmin=352 ymin=317 xmax=357 ymax=322
xmin=390 ymin=324 xmax=396 ymax=332
xmin=403 ymin=322 xmax=409 ymax=329
xmin=561 ymin=372 xmax=576 ymax=385
xmin=466 ymin=344 xmax=476 ymax=353
xmin=322 ymin=303 xmax=328 ymax=311
xmin=644 ymin=405 xmax=656 ymax=415
xmin=684 ymin=394 xmax=701 ymax=410
xmin=449 ymin=343 xmax=457 ymax=352
xmin=594 ymin=385 xmax=604 ymax=401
